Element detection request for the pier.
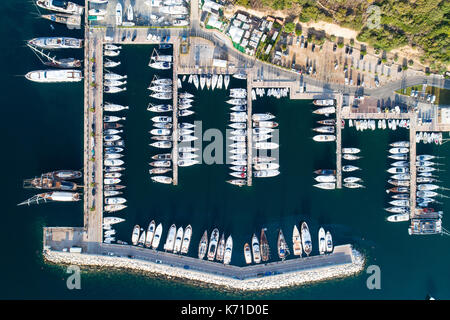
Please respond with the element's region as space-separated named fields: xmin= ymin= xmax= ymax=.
xmin=172 ymin=39 xmax=179 ymax=186
xmin=409 ymin=113 xmax=417 ymax=218
xmin=247 ymin=71 xmax=253 ymax=186
xmin=335 ymin=94 xmax=343 ymax=189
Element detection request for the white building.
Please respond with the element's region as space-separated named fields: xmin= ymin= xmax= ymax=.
xmin=202 ymin=0 xmax=223 ymax=14
xmin=228 ymin=25 xmax=244 ymax=44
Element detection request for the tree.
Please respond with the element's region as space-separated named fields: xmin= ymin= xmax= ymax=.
xmin=284 ymin=22 xmax=295 ymax=34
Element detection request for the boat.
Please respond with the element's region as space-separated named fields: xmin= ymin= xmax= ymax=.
xmin=417 ymin=190 xmax=438 ymax=198
xmin=313 ymin=135 xmax=336 ymax=142
xmin=342 ymin=165 xmax=360 ymax=172
xmin=313 ymin=99 xmax=334 ymax=106
xmin=226 ymin=98 xmax=246 ymax=105
xmin=233 ymin=72 xmax=246 ymax=80
xmin=391 ymin=161 xmax=409 ymax=167
xmin=178 ymin=146 xmax=198 ymax=153
xmin=25 ymin=69 xmax=82 ymax=83
xmin=164 ymin=224 xmax=176 ymax=252
xmin=244 ymin=243 xmax=252 ymax=264
xmin=252 ymin=113 xmax=275 ymax=121
xmin=387 ymin=187 xmax=409 ymax=193
xmin=385 ymin=207 xmax=409 ymax=214
xmin=292 ymin=225 xmax=302 ymax=256
xmin=388 ymin=179 xmax=409 ymax=187
xmin=300 ymin=222 xmax=312 ymax=256
xmin=173 ymin=227 xmax=184 ymax=254
xmin=260 ymin=229 xmax=270 ymax=262
xmin=37 ymin=0 xmax=84 ymax=15
xmin=150 ymin=128 xmax=171 ymax=136
xmin=254 ymin=170 xmax=280 ymax=178
xmin=389 ymin=154 xmax=408 ymax=160
xmin=28 ymin=37 xmax=83 ymax=49
xmin=223 ymin=236 xmax=233 ymax=265
xmin=150 ymin=92 xmax=172 ymax=100
xmin=313 ymin=107 xmax=335 ymax=115
xmin=251 ymin=234 xmax=261 ymax=263
xmin=387 ymin=167 xmax=409 ymax=174
xmin=314 ymin=183 xmax=335 ymax=190
xmin=151 ymin=223 xmax=163 ymax=249
xmin=277 ymin=229 xmax=290 ymax=260
xmin=149 ymin=168 xmax=172 ymax=175
xmin=389 ymin=199 xmax=409 ymax=207
xmin=317 ymin=119 xmax=335 ymax=125
xmin=389 ymin=147 xmax=409 ymax=154
xmin=254 ymin=142 xmax=279 ymax=149
xmin=216 ymin=234 xmax=225 ymax=261
xmin=387 ymin=213 xmax=410 ymax=222
xmin=192 ymin=75 xmax=199 ymax=89
xmin=103 ymin=217 xmax=125 ymax=226
xmin=391 ymin=174 xmax=411 ymax=180
xmin=104 ymin=159 xmax=124 ymax=166
xmin=313 ymin=126 xmax=335 ymax=134
xmin=89 ymin=8 xmax=106 ymax=16
xmin=178 ymin=109 xmax=194 ymax=117
xmin=344 ymin=182 xmax=365 ymax=189
xmin=145 ymin=220 xmax=156 ymax=248
xmin=178 ymin=153 xmax=198 ymax=160
xmin=224 ymin=75 xmax=230 ymax=89
xmin=149 ymin=61 xmax=172 ymax=70
xmin=115 ymin=2 xmax=122 ymax=25
xmin=390 ymin=141 xmax=409 ymax=148
xmin=318 ymin=227 xmax=326 ymax=255
xmin=181 ymin=225 xmax=192 ymax=254
xmin=126 ymin=3 xmax=133 ymax=20
xmin=229 ymin=123 xmax=246 ymax=129
xmin=148 ymin=85 xmax=172 ymax=93
xmin=139 ymin=231 xmax=147 ymax=246
xmin=104 ymin=103 xmax=128 ymax=112
xmin=314 ymin=175 xmax=336 ymax=183
xmin=104 ymin=204 xmax=127 ymax=212
xmin=41 ymin=13 xmax=81 ymax=26
xmin=226 ymin=179 xmax=246 ymax=187
xmin=178 ymin=159 xmax=199 ymax=167
xmin=416 ymin=155 xmax=436 ymax=161
xmin=151 ymin=176 xmax=172 ymax=184
xmin=314 ymin=169 xmax=335 ymax=175
xmin=325 ymin=231 xmax=333 ymax=253
xmin=254 ymin=163 xmax=279 ymax=171
xmin=343 ymin=154 xmax=361 ymax=160
xmin=198 ymin=230 xmax=208 ymax=259
xmin=131 ymin=225 xmax=140 ymax=245
xmin=152 ymin=78 xmax=172 ymax=86
xmin=149 ymin=160 xmax=171 ymax=168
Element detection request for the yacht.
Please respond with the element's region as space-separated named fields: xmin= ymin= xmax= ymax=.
xmin=314 ymin=175 xmax=336 ymax=183
xmin=260 ymin=229 xmax=270 ymax=262
xmin=28 ymin=37 xmax=83 ymax=49
xmin=164 ymin=224 xmax=177 ymax=252
xmin=149 ymin=61 xmax=172 ymax=70
xmin=104 ymin=204 xmax=127 ymax=212
xmin=301 ymin=222 xmax=312 ymax=256
xmin=387 ymin=213 xmax=410 ymax=222
xmin=321 ymin=231 xmax=332 ymax=254
xmin=313 ymin=99 xmax=334 ymax=106
xmin=145 ymin=220 xmax=156 ymax=248
xmin=151 ymin=223 xmax=163 ymax=249
xmin=181 ymin=225 xmax=192 ymax=254
xmin=36 ymin=0 xmax=84 ymax=15
xmin=224 ymin=75 xmax=230 ymax=89
xmin=313 ymin=135 xmax=336 ymax=142
xmin=277 ymin=229 xmax=290 ymax=260
xmin=115 ymin=3 xmax=122 ymax=25
xmin=147 ymin=104 xmax=172 ymax=112
xmin=173 ymin=227 xmax=184 ymax=254
xmin=104 ymin=103 xmax=129 ymax=112
xmin=216 ymin=234 xmax=225 ymax=262
xmin=207 ymin=228 xmax=219 ymax=261
xmin=292 ymin=225 xmax=302 ymax=256
xmin=151 ymin=176 xmax=173 ymax=184
xmin=313 ymin=106 xmax=335 ymax=116
xmin=25 ymin=69 xmax=82 ymax=82
xmin=342 ymin=148 xmax=360 ymax=154
xmin=198 ymin=230 xmax=208 ymax=259
xmin=41 ymin=13 xmax=81 ymax=27
xmin=223 ymin=236 xmax=233 ymax=265
xmin=244 ymin=243 xmax=252 ymax=264
xmin=318 ymin=227 xmax=326 ymax=255
xmin=131 ymin=225 xmax=140 ymax=246
xmin=254 ymin=170 xmax=280 ymax=178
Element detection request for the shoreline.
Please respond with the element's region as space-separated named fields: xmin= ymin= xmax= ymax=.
xmin=43 ymin=247 xmax=365 ymax=292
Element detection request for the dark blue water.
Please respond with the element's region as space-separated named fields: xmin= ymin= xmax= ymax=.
xmin=1 ymin=0 xmax=449 ymax=299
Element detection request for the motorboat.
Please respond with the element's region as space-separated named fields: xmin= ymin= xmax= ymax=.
xmin=41 ymin=13 xmax=81 ymax=27
xmin=215 ymin=234 xmax=225 ymax=262
xmin=149 ymin=160 xmax=171 ymax=168
xmin=36 ymin=0 xmax=84 ymax=15
xmin=313 ymin=107 xmax=335 ymax=116
xmin=145 ymin=220 xmax=156 ymax=248
xmin=389 ymin=147 xmax=409 ymax=154
xmin=292 ymin=225 xmax=302 ymax=256
xmin=344 ymin=182 xmax=365 ymax=189
xmin=387 ymin=213 xmax=410 ymax=222
xmin=28 ymin=37 xmax=83 ymax=49
xmin=254 ymin=142 xmax=279 ymax=149
xmin=149 ymin=61 xmax=172 ymax=70
xmin=164 ymin=224 xmax=177 ymax=252
xmin=150 ymin=128 xmax=171 ymax=136
xmin=173 ymin=227 xmax=184 ymax=254
xmin=149 ymin=168 xmax=172 ymax=175
xmin=342 ymin=148 xmax=361 ymax=155
xmin=104 ymin=103 xmax=128 ymax=112
xmin=385 ymin=207 xmax=410 ymax=214
xmin=254 ymin=163 xmax=279 ymax=171
xmin=244 ymin=243 xmax=252 ymax=264
xmin=300 ymin=222 xmax=312 ymax=256
xmin=342 ymin=165 xmax=360 ymax=172
xmin=115 ymin=2 xmax=122 ymax=25
xmin=314 ymin=175 xmax=336 ymax=183
xmin=390 ymin=141 xmax=410 ymax=148
xmin=313 ymin=126 xmax=335 ymax=134
xmin=104 ymin=204 xmax=127 ymax=212
xmin=252 ymin=113 xmax=275 ymax=121
xmin=226 ymin=179 xmax=247 ymax=187
xmin=181 ymin=224 xmax=192 ymax=254
xmin=313 ymin=99 xmax=334 ymax=106
xmin=313 ymin=135 xmax=336 ymax=142
xmin=104 ymin=159 xmax=124 ymax=166
xmin=25 ymin=69 xmax=82 ymax=83
xmin=151 ymin=223 xmax=163 ymax=249
xmin=343 ymin=154 xmax=361 ymax=160
xmin=131 ymin=225 xmax=140 ymax=245
xmin=253 ymin=121 xmax=278 ymax=128
xmin=253 ymin=170 xmax=279 ymax=178
xmin=325 ymin=231 xmax=333 ymax=253
xmin=314 ymin=169 xmax=335 ymax=175
xmin=178 ymin=159 xmax=199 ymax=167
xmin=318 ymin=227 xmax=326 ymax=255
xmin=223 ymin=236 xmax=233 ymax=265
xmin=260 ymin=229 xmax=270 ymax=262
xmin=150 ymin=92 xmax=172 ymax=100
xmin=152 ymin=116 xmax=172 ymax=123
xmin=251 ymin=234 xmax=261 ymax=263
xmin=389 ymin=199 xmax=409 ymax=207
xmin=387 ymin=167 xmax=409 ymax=174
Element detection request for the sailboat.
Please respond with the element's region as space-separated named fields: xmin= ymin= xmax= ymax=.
xmin=292 ymin=225 xmax=302 ymax=256
xmin=198 ymin=230 xmax=208 ymax=259
xmin=224 ymin=75 xmax=230 ymax=89
xmin=251 ymin=234 xmax=261 ymax=263
xmin=277 ymin=229 xmax=290 ymax=260
xmin=260 ymin=228 xmax=270 ymax=262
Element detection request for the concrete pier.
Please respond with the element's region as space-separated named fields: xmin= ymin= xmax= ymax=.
xmin=409 ymin=113 xmax=417 ymax=218
xmin=247 ymin=72 xmax=253 ymax=186
xmin=335 ymin=94 xmax=343 ymax=189
xmin=172 ymin=40 xmax=179 ymax=186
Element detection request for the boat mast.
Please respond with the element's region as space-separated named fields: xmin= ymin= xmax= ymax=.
xmin=27 ymin=43 xmax=59 ymax=65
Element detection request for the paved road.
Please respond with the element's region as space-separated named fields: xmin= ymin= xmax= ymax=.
xmin=100 ymin=243 xmax=353 ymax=280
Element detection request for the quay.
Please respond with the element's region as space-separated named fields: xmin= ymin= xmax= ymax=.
xmin=43 ymin=228 xmax=364 ymax=290
xmin=172 ymin=38 xmax=179 ymax=186
xmin=335 ymin=94 xmax=343 ymax=189
xmin=247 ymin=71 xmax=253 ymax=186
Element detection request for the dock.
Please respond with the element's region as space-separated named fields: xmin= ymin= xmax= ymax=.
xmin=409 ymin=113 xmax=417 ymax=218
xmin=247 ymin=71 xmax=253 ymax=186
xmin=172 ymin=39 xmax=179 ymax=186
xmin=335 ymin=94 xmax=343 ymax=189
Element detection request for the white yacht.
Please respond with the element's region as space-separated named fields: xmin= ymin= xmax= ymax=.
xmin=25 ymin=69 xmax=82 ymax=83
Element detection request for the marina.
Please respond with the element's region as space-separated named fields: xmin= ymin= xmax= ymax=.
xmin=15 ymin=0 xmax=448 ymax=296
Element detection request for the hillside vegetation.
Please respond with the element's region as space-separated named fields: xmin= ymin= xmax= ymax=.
xmin=233 ymin=0 xmax=449 ymax=71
